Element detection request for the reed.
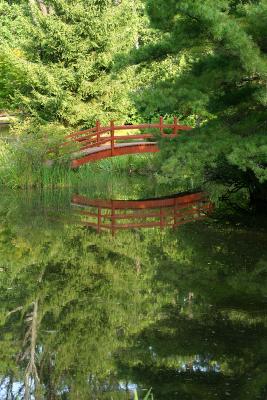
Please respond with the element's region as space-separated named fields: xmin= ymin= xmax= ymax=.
xmin=0 ymin=146 xmax=158 ymax=189
xmin=90 ymin=153 xmax=157 ymax=173
xmin=134 ymin=388 xmax=153 ymax=400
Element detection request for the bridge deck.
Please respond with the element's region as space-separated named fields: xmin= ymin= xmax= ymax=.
xmin=60 ymin=117 xmax=192 ymax=168
xmin=76 ymin=141 xmax=157 ymax=155
xmin=71 ymin=141 xmax=158 ymax=168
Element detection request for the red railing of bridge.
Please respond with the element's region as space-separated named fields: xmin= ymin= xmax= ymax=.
xmin=71 ymin=191 xmax=212 ymax=235
xmin=62 ymin=116 xmax=192 ymax=167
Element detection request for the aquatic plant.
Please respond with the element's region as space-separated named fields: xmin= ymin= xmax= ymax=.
xmin=134 ymin=388 xmax=153 ymax=400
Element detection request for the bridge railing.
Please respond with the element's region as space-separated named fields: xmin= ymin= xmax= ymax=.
xmin=62 ymin=116 xmax=191 ymax=154
xmin=71 ymin=192 xmax=212 ymax=235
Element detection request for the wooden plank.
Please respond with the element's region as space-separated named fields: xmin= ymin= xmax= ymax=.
xmin=96 ymin=123 xmax=191 ymax=132
xmin=79 ymin=135 xmax=156 ymax=151
xmin=110 ymin=120 xmax=115 ymax=156
xmin=113 ymin=134 xmax=154 ymax=141
xmin=80 ymin=137 xmax=112 ymax=150
xmin=65 ymin=121 xmax=191 ymax=140
xmin=65 ymin=126 xmax=96 ymax=139
xmin=71 ymin=143 xmax=159 ymax=168
xmin=113 ymin=143 xmax=159 ymax=157
xmin=62 ymin=120 xmax=193 ymax=169
xmin=96 ymin=120 xmax=100 ymax=147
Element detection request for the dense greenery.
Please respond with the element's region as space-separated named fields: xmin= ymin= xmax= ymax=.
xmin=125 ymin=0 xmax=267 ymax=208
xmin=0 ymin=1 xmax=266 ymax=202
xmin=0 ymin=0 xmax=155 ymax=187
xmin=1 ymin=4 xmax=267 ymax=399
xmin=0 ymin=190 xmax=267 ymax=399
xmin=0 ymin=0 xmax=143 ymax=125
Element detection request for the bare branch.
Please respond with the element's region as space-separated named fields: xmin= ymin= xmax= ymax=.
xmin=6 ymin=306 xmax=23 ymax=317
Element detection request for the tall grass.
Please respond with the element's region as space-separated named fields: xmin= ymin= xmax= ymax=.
xmin=40 ymin=153 xmax=157 ymax=188
xmin=0 ymin=141 xmax=159 ymax=189
xmin=134 ymin=388 xmax=153 ymax=400
xmin=91 ymin=153 xmax=157 ymax=173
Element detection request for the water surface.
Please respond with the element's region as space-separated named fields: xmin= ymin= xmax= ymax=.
xmin=0 ymin=177 xmax=267 ymax=399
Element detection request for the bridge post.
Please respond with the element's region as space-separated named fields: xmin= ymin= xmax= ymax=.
xmin=173 ymin=116 xmax=178 ymax=136
xmin=111 ymin=200 xmax=116 ymax=236
xmin=96 ymin=120 xmax=100 ymax=146
xmin=160 ymin=208 xmax=164 ymax=229
xmin=159 ymin=116 xmax=163 ymax=136
xmin=110 ymin=120 xmax=115 ymax=156
xmin=173 ymin=198 xmax=177 ymax=228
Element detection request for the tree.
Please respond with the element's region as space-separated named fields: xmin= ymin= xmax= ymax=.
xmin=0 ymin=0 xmax=143 ymax=127
xmin=0 ymin=0 xmax=157 ymax=187
xmin=123 ymin=0 xmax=267 ymax=209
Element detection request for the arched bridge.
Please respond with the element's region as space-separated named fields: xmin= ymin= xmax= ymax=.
xmin=71 ymin=191 xmax=212 ymax=235
xmin=62 ymin=117 xmax=191 ymax=168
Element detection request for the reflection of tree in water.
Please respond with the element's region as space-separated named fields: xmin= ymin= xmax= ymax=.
xmin=22 ymin=300 xmax=40 ymax=399
xmin=118 ymin=225 xmax=267 ymax=400
xmin=0 ymin=196 xmax=267 ymax=399
xmin=0 ymin=202 xmax=161 ymax=399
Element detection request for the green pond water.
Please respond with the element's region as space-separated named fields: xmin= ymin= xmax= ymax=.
xmin=0 ymin=176 xmax=267 ymax=400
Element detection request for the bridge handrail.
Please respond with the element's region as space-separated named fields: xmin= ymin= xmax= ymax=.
xmin=67 ymin=122 xmax=191 ymax=138
xmin=63 ymin=117 xmax=191 ymax=148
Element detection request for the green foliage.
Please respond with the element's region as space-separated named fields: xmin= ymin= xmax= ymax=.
xmin=0 ymin=120 xmax=70 ymax=187
xmin=134 ymin=388 xmax=153 ymax=400
xmin=125 ymin=0 xmax=267 ymax=206
xmin=0 ymin=0 xmax=143 ymax=127
xmin=0 ymin=190 xmax=267 ymax=398
xmin=1 ymin=0 xmax=267 ymax=205
xmin=0 ymin=0 xmax=165 ymax=188
xmin=0 ymin=190 xmax=165 ymax=398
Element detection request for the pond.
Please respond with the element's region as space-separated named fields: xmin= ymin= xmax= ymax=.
xmin=0 ymin=176 xmax=267 ymax=399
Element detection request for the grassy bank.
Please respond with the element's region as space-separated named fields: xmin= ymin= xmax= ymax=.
xmin=0 ymin=148 xmax=158 ymax=189
xmin=41 ymin=153 xmax=157 ymax=188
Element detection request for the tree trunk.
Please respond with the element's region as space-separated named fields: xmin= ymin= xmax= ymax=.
xmin=29 ymin=0 xmax=50 ymax=18
xmin=37 ymin=0 xmax=49 ymax=16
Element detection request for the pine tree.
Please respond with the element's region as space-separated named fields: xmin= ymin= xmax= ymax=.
xmin=128 ymin=0 xmax=267 ymax=208
xmin=0 ymin=0 xmax=142 ymax=127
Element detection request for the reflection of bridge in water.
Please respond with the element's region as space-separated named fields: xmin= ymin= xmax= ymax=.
xmin=71 ymin=191 xmax=212 ymax=235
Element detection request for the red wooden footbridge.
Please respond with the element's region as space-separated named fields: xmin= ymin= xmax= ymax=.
xmin=71 ymin=191 xmax=212 ymax=235
xmin=62 ymin=117 xmax=191 ymax=168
